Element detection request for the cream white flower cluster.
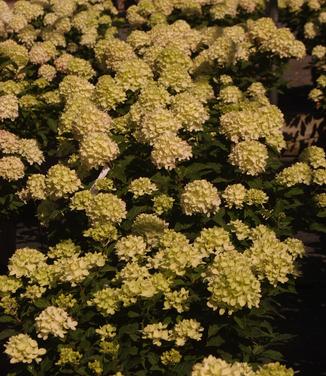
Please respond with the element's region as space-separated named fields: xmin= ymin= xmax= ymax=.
xmin=149 ymin=235 xmax=201 ymax=275
xmin=83 ymin=220 xmax=304 ymax=321
xmin=229 ymin=140 xmax=269 ymax=176
xmin=0 ymin=155 xmax=25 ymax=182
xmin=279 ymin=0 xmax=325 ymax=41
xmin=127 ymin=0 xmax=264 ymax=28
xmin=277 ymin=146 xmax=326 ymax=187
xmin=0 ymin=130 xmax=44 ymax=182
xmin=300 ymin=145 xmax=326 ymax=168
xmin=247 ymin=17 xmax=306 ymax=59
xmin=245 ymin=225 xmax=305 ymax=286
xmin=115 ymin=235 xmax=148 ymax=261
xmin=0 ymin=275 xmax=22 ymax=295
xmin=160 ymin=348 xmax=182 ymax=365
xmin=193 ymin=226 xmax=235 ymax=257
xmin=56 ymin=346 xmax=82 ymax=366
xmin=8 ymin=247 xmax=47 ymax=278
xmin=142 ymin=319 xmax=203 ymax=347
xmin=4 ymin=334 xmax=46 ymax=364
xmin=204 ymin=250 xmax=262 ymax=315
xmin=35 ymin=306 xmax=77 ymax=339
xmin=20 ymin=164 xmax=81 ymax=200
xmin=191 ymin=355 xmax=294 ymax=376
xmin=54 ymin=251 xmax=107 ymax=286
xmin=181 ymin=179 xmax=221 ymax=216
xmin=315 ymin=192 xmax=326 ymax=207
xmin=193 ymin=19 xmax=304 ymax=75
xmin=7 ymin=241 xmax=107 ymax=292
xmin=129 ymin=177 xmax=158 ymax=198
xmin=219 ymin=84 xmax=286 ymax=151
xmin=276 ymin=162 xmax=312 ymax=186
xmin=48 ymin=239 xmax=81 ymax=259
xmin=152 ymin=194 xmax=174 ymax=215
xmin=310 ymin=44 xmax=326 ymax=107
xmin=199 ymin=223 xmax=305 ymax=314
xmin=72 ymin=191 xmax=127 ymax=225
xmin=0 ymin=94 xmax=19 ymax=121
xmin=222 ymin=184 xmax=268 ymax=208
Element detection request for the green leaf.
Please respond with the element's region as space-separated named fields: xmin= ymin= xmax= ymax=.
xmin=47 ymin=118 xmax=57 ymax=132
xmin=27 ymin=366 xmax=38 ymax=376
xmin=33 ymin=298 xmax=49 ymax=309
xmin=234 ymin=316 xmax=245 ymax=330
xmin=206 ymin=335 xmax=225 ymax=347
xmin=0 ymin=315 xmax=17 ymax=324
xmin=127 ymin=311 xmax=140 ymax=318
xmin=207 ymin=324 xmax=220 ymax=338
xmin=316 ymin=210 xmax=326 ymax=218
xmin=0 ymin=328 xmax=17 ymax=340
xmin=147 ymin=352 xmax=158 ymax=366
xmin=128 ymin=346 xmax=138 ymax=355
xmin=119 ymin=323 xmax=139 ymax=337
xmin=259 ymin=349 xmax=283 ymax=361
xmin=284 ymin=187 xmax=304 ymax=198
xmin=212 ymin=208 xmax=225 ymax=226
xmin=309 ymin=222 xmax=326 ymax=233
xmin=40 ymin=358 xmax=53 ymax=373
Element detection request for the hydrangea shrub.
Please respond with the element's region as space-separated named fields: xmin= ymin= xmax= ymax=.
xmin=0 ymin=0 xmax=325 ymax=375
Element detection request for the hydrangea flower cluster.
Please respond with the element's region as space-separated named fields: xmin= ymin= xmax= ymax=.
xmin=35 ymin=306 xmax=77 ymax=339
xmin=0 ymin=130 xmax=43 ymax=182
xmin=181 ymin=179 xmax=221 ymax=216
xmin=4 ymin=334 xmax=46 ymax=364
xmin=222 ymin=184 xmax=268 ymax=208
xmin=191 ymin=356 xmax=294 ymax=376
xmin=205 ymin=250 xmax=262 ymax=315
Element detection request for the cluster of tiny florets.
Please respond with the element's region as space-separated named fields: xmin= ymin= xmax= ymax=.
xmin=181 ymin=180 xmax=221 ymax=216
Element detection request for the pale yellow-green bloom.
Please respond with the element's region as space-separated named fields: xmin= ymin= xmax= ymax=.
xmin=229 ymin=140 xmax=268 ymax=176
xmin=0 ymin=94 xmax=19 ymax=121
xmin=79 ymin=132 xmax=119 ymax=169
xmin=276 ymin=162 xmax=312 ymax=187
xmin=129 ymin=177 xmax=157 ymax=198
xmin=56 ymin=346 xmax=82 ymax=365
xmin=161 ymin=349 xmax=182 ymax=365
xmin=222 ymin=184 xmax=246 ymax=208
xmin=45 ymin=164 xmax=82 ymax=200
xmin=8 ymin=248 xmax=47 ymax=278
xmin=0 ymin=156 xmax=25 ymax=181
xmin=181 ymin=180 xmax=221 ymax=216
xmin=35 ymin=306 xmax=77 ymax=339
xmin=88 ymin=359 xmax=103 ymax=375
xmin=173 ymin=319 xmax=203 ymax=346
xmin=153 ymin=194 xmax=174 ymax=215
xmin=256 ymin=362 xmax=294 ymax=376
xmin=151 ymin=134 xmax=193 ymax=170
xmin=142 ymin=322 xmax=172 ymax=346
xmin=4 ymin=334 xmax=46 ymax=364
xmin=115 ymin=235 xmax=148 ymax=261
xmin=205 ymin=250 xmax=261 ymax=315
